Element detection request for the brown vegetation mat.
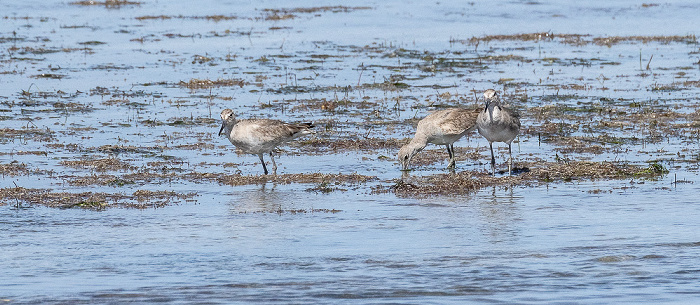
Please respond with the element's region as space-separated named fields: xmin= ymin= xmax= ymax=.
xmin=179 ymin=78 xmax=246 ymax=90
xmin=60 ymin=158 xmax=136 ymax=172
xmin=262 ymin=6 xmax=371 ymax=20
xmin=186 ymin=172 xmax=377 ymax=186
xmin=1 ymin=162 xmax=41 ymax=176
xmin=62 ymin=172 xmax=178 ymax=186
xmin=135 ymin=15 xmax=238 ymax=21
xmin=457 ymin=32 xmax=697 ymax=46
xmin=386 ymin=161 xmax=667 ymax=197
xmin=297 ymin=137 xmax=404 ymax=152
xmin=0 ymin=187 xmax=196 ymax=209
xmin=241 ymin=208 xmax=343 ymax=215
xmin=262 ymin=6 xmax=371 ymax=15
xmin=1 ymin=160 xmax=667 ymax=208
xmin=70 ymin=0 xmax=141 ymax=7
xmin=0 ymin=127 xmax=55 ymax=142
xmin=56 ymin=168 xmax=377 ymax=188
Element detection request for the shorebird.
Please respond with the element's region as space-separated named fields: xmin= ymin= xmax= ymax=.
xmin=218 ymin=109 xmax=314 ymax=175
xmin=398 ymin=108 xmax=480 ymax=171
xmin=476 ymin=89 xmax=521 ymax=175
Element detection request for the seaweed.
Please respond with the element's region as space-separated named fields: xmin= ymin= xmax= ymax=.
xmin=383 ymin=161 xmax=668 ymax=197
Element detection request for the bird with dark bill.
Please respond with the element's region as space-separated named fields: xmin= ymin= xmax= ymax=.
xmin=218 ymin=109 xmax=315 ymax=175
xmin=398 ymin=108 xmax=480 ymax=171
xmin=475 ymin=89 xmax=521 ymax=175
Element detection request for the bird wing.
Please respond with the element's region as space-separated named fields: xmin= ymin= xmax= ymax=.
xmin=500 ymin=106 xmax=522 ymax=129
xmin=239 ymin=119 xmax=313 ymax=142
xmin=436 ymin=108 xmax=480 ymax=135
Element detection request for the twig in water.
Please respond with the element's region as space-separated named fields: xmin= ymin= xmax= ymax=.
xmin=12 ymin=181 xmax=21 ymax=208
xmin=357 ymin=63 xmax=364 ymax=87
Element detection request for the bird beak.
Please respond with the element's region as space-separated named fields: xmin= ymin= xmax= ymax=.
xmin=218 ymin=122 xmax=225 ymax=136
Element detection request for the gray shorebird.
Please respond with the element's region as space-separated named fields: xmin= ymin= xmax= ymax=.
xmin=476 ymin=89 xmax=521 ymax=175
xmin=218 ymin=109 xmax=314 ymax=175
xmin=398 ymin=108 xmax=480 ymax=171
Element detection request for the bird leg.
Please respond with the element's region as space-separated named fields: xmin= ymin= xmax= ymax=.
xmin=446 ymin=144 xmax=455 ymax=169
xmin=508 ymin=143 xmax=513 ymax=176
xmin=489 ymin=142 xmax=496 ymax=176
xmin=269 ymin=151 xmax=277 ymax=175
xmin=258 ymin=153 xmax=269 ymax=175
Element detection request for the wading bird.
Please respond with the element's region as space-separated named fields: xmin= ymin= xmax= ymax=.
xmin=219 ymin=109 xmax=314 ymax=175
xmin=398 ymin=108 xmax=480 ymax=171
xmin=475 ymin=89 xmax=521 ymax=175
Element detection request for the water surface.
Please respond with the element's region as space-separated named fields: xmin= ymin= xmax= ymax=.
xmin=2 ymin=0 xmax=700 ymax=303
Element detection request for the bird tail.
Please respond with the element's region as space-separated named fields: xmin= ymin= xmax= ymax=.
xmin=299 ymin=122 xmax=315 ymax=134
xmin=287 ymin=122 xmax=315 ymax=136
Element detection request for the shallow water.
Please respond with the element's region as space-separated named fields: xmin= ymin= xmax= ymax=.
xmin=5 ymin=182 xmax=700 ymax=304
xmin=2 ymin=0 xmax=700 ymax=303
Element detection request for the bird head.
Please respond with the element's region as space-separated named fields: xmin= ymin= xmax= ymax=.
xmin=398 ymin=143 xmax=422 ymax=171
xmin=483 ymin=89 xmax=500 ymax=121
xmin=219 ymin=109 xmax=236 ymax=136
